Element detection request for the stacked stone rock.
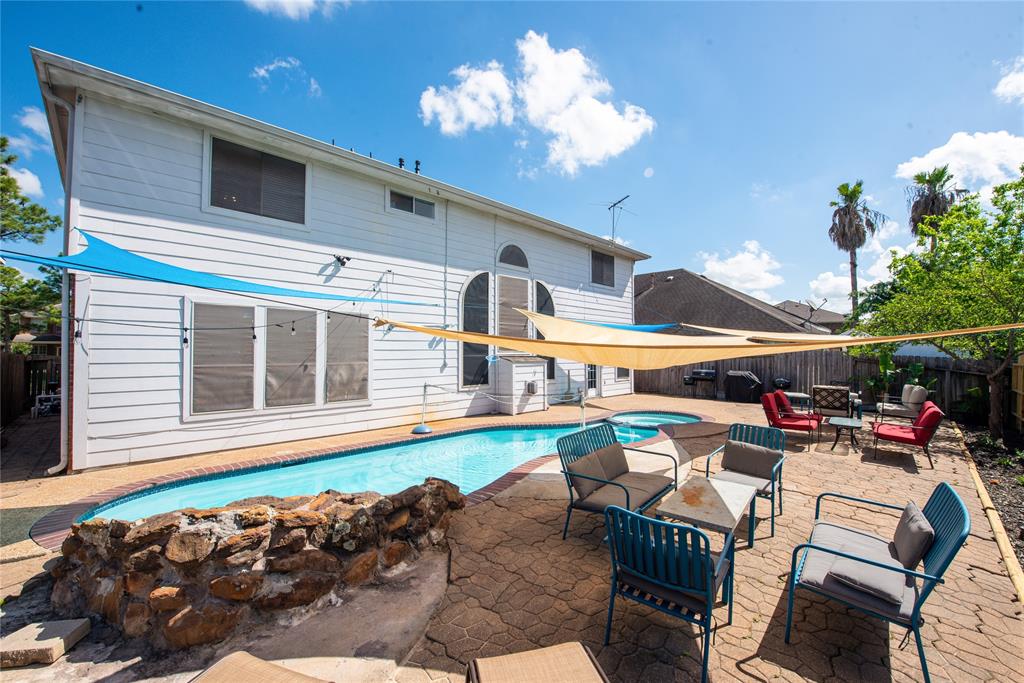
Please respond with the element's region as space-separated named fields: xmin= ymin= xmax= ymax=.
xmin=50 ymin=477 xmax=464 ymax=649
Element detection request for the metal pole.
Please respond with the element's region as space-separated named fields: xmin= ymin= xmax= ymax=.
xmin=412 ymin=382 xmax=432 ymax=434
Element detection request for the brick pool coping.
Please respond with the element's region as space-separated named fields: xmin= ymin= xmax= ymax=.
xmin=30 ymin=409 xmax=711 ymax=551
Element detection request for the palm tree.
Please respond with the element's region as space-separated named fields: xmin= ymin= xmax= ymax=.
xmin=906 ymin=165 xmax=966 ymax=249
xmin=828 ymin=180 xmax=886 ymax=318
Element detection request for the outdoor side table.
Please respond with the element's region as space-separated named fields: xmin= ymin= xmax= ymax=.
xmin=656 ymin=477 xmax=758 ymax=548
xmin=826 ymin=416 xmax=863 ymax=450
xmin=784 ymin=391 xmax=812 ymax=411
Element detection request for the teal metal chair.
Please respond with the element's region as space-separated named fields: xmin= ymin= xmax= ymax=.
xmin=604 ymin=505 xmax=735 ymax=683
xmin=556 ymin=423 xmax=677 ymax=539
xmin=784 ymin=482 xmax=971 ymax=683
xmin=705 ymin=424 xmax=786 ymax=538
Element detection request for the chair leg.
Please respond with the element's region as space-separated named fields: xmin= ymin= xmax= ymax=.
xmin=562 ymin=507 xmax=573 ymax=540
xmin=747 ymin=496 xmax=756 ymax=548
xmin=913 ymin=625 xmax=931 ymax=683
xmin=769 ymin=492 xmax=776 ymax=537
xmin=873 ymin=433 xmax=879 ymax=460
xmin=701 ymin=620 xmax=711 ymax=683
xmin=603 ymin=585 xmax=616 ymax=645
xmin=784 ymin=556 xmax=798 ymax=643
xmin=924 ymin=445 xmax=934 ymax=469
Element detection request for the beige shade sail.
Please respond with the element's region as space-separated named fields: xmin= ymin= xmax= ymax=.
xmin=374 ymin=313 xmax=1024 ymax=371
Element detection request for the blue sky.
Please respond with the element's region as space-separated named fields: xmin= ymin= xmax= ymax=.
xmin=3 ymin=1 xmax=1022 ymax=312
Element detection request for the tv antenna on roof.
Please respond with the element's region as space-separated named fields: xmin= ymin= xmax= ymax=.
xmin=606 ymin=194 xmax=631 ymax=242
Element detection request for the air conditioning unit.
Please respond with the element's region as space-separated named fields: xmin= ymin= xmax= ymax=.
xmin=525 ymin=381 xmax=538 ymax=395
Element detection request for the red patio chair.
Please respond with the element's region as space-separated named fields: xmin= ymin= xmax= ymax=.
xmin=761 ymin=392 xmax=818 ymax=450
xmin=870 ymin=401 xmax=944 ymax=468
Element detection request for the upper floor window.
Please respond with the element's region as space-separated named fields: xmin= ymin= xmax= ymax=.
xmin=498 ymin=245 xmax=529 ymax=269
xmin=390 ymin=190 xmax=435 ymax=219
xmin=497 ymin=276 xmax=530 ymax=339
xmin=210 ymin=138 xmax=305 ymax=223
xmin=591 ymin=250 xmax=615 ymax=287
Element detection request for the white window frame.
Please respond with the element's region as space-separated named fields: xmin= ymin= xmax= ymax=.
xmin=589 ymin=248 xmax=616 ymax=289
xmin=385 ymin=186 xmax=438 ymax=222
xmin=201 ymin=132 xmax=313 ymax=231
xmin=458 ymin=270 xmax=492 ymax=390
xmin=615 ymin=367 xmax=631 ymax=382
xmin=496 ymin=274 xmax=531 ymax=354
xmin=533 ymin=279 xmax=558 ymax=381
xmin=496 ymin=242 xmax=530 ymax=271
xmin=181 ymin=297 xmax=372 ymax=422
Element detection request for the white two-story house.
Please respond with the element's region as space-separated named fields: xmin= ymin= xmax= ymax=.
xmin=29 ymin=49 xmax=648 ymax=471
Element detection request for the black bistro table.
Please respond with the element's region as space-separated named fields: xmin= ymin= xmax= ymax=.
xmin=826 ymin=416 xmax=863 ymax=450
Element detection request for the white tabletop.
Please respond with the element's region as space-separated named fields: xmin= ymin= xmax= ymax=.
xmin=656 ymin=477 xmax=756 ymax=535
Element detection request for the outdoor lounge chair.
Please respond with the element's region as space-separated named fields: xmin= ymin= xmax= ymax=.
xmin=784 ymin=482 xmax=970 ymax=683
xmin=705 ymin=424 xmax=786 ymax=536
xmin=876 ymin=384 xmax=929 ymax=422
xmin=761 ymin=392 xmax=817 ymax=450
xmin=192 ymin=651 xmax=327 ymax=682
xmin=604 ymin=505 xmax=735 ymax=683
xmin=556 ymin=423 xmax=678 ymax=539
xmin=871 ymin=401 xmax=945 ymax=467
xmin=811 ymin=385 xmax=855 ymax=418
xmin=465 ymin=642 xmax=610 ymax=683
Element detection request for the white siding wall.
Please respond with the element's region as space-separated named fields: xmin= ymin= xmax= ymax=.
xmin=71 ymin=95 xmax=637 ymax=468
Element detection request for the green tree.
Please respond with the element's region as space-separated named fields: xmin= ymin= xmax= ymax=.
xmin=860 ymin=166 xmax=1024 ymax=437
xmin=828 ymin=180 xmax=886 ymax=318
xmin=1 ymin=136 xmax=62 ymax=243
xmin=906 ymin=165 xmax=967 ymax=250
xmin=0 ymin=265 xmax=61 ymax=344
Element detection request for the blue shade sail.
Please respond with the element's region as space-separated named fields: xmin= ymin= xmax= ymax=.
xmin=577 ymin=320 xmax=678 ymax=332
xmin=1 ymin=230 xmax=435 ymax=306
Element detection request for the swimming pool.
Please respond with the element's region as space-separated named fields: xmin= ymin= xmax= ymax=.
xmin=81 ymin=420 xmax=670 ymax=522
xmin=606 ymin=411 xmax=702 ymax=429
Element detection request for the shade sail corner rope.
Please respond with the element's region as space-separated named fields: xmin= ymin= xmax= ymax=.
xmin=0 ymin=229 xmax=436 ymax=307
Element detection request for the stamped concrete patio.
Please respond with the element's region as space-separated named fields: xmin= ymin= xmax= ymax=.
xmin=2 ymin=394 xmax=1022 ymax=681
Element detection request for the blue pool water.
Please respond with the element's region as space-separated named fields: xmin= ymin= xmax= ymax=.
xmin=607 ymin=411 xmax=701 ymax=429
xmin=83 ymin=420 xmax=670 ymax=522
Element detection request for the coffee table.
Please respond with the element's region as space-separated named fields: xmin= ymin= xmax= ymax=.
xmin=656 ymin=477 xmax=758 ymax=548
xmin=826 ymin=416 xmax=863 ymax=450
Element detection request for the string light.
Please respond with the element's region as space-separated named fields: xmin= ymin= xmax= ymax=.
xmin=252 ymin=326 xmax=257 ymax=341
xmin=182 ymin=326 xmax=189 ymax=346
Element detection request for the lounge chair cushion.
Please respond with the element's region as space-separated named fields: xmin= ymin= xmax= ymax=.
xmin=469 ymin=641 xmax=608 ymax=683
xmin=876 ymin=402 xmax=919 ymax=418
xmin=618 ymin=552 xmax=730 ymax=615
xmin=711 ymin=469 xmax=772 ymax=493
xmin=828 ymin=556 xmax=906 ymax=605
xmin=594 ymin=443 xmax=629 ymax=481
xmin=566 ymin=452 xmax=607 ymax=500
xmin=893 ymin=502 xmax=935 ymax=569
xmin=902 ymin=384 xmax=928 ymax=410
xmin=721 ymin=440 xmax=781 ymax=479
xmin=575 ymin=472 xmax=673 ymax=512
xmin=797 ymin=520 xmax=918 ymax=625
xmin=191 ymin=651 xmax=327 ymax=682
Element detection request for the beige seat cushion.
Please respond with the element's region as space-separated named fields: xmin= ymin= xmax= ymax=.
xmin=594 ymin=442 xmax=629 ymax=480
xmin=470 ymin=642 xmax=607 ymax=683
xmin=566 ymin=452 xmax=607 ymax=500
xmin=191 ymin=651 xmax=328 ymax=682
xmin=711 ymin=469 xmax=772 ymax=493
xmin=721 ymin=439 xmax=781 ymax=479
xmin=877 ymin=402 xmax=919 ymax=418
xmin=575 ymin=472 xmax=673 ymax=512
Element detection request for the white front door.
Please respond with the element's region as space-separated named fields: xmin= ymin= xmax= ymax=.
xmin=586 ymin=364 xmax=600 ymax=397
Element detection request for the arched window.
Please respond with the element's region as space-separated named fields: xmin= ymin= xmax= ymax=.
xmin=535 ymin=282 xmax=556 ymax=380
xmin=498 ymin=244 xmax=529 ymax=269
xmin=461 ymin=273 xmax=490 ymax=386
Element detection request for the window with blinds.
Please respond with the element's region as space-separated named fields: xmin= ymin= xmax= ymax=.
xmin=591 ymin=250 xmax=615 ymax=287
xmin=325 ymin=315 xmax=369 ymax=402
xmin=616 ymin=367 xmax=630 ymax=380
xmin=191 ymin=304 xmax=255 ymax=414
xmin=497 ymin=276 xmax=530 ymax=339
xmin=265 ymin=308 xmax=316 ymax=407
xmin=210 ymin=138 xmax=305 ymax=224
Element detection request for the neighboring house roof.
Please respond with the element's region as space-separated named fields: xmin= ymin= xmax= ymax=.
xmin=774 ymin=300 xmax=846 ymax=327
xmin=634 ymin=268 xmax=831 ymax=335
xmin=31 ymin=48 xmax=649 ymax=263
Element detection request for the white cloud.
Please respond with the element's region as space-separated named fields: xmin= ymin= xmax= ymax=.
xmin=863 ymin=220 xmax=904 ymax=254
xmin=250 ymin=57 xmax=322 ymax=97
xmin=419 ymin=61 xmax=514 ymax=136
xmin=994 ymin=56 xmax=1024 ymax=105
xmin=6 ymin=106 xmax=52 ymax=159
xmin=749 ymin=181 xmax=782 ymax=202
xmin=9 ymin=167 xmax=43 ymax=198
xmin=244 ymin=0 xmax=345 ymax=20
xmin=419 ymin=30 xmax=654 ymax=176
xmin=895 ymin=131 xmax=1024 ymax=198
xmin=698 ymin=240 xmax=784 ymax=299
xmin=601 ymin=235 xmax=631 ymax=246
xmin=643 ymin=167 xmax=654 ymax=178
xmin=6 ymin=134 xmax=47 ymax=160
xmin=16 ymin=106 xmax=48 ymax=139
xmin=809 ymin=238 xmax=922 ymax=313
xmin=809 ymin=271 xmax=852 ymax=312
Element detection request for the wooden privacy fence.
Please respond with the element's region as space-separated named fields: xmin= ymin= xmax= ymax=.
xmin=635 ymin=348 xmax=992 ymax=414
xmin=1 ymin=353 xmax=58 ymax=426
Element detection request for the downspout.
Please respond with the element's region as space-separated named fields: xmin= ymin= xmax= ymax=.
xmin=42 ymin=87 xmax=76 ymax=476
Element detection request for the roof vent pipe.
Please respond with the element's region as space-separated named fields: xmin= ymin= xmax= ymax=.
xmin=414 ymin=160 xmax=420 ymax=174
xmin=398 ymin=157 xmax=405 ymax=169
